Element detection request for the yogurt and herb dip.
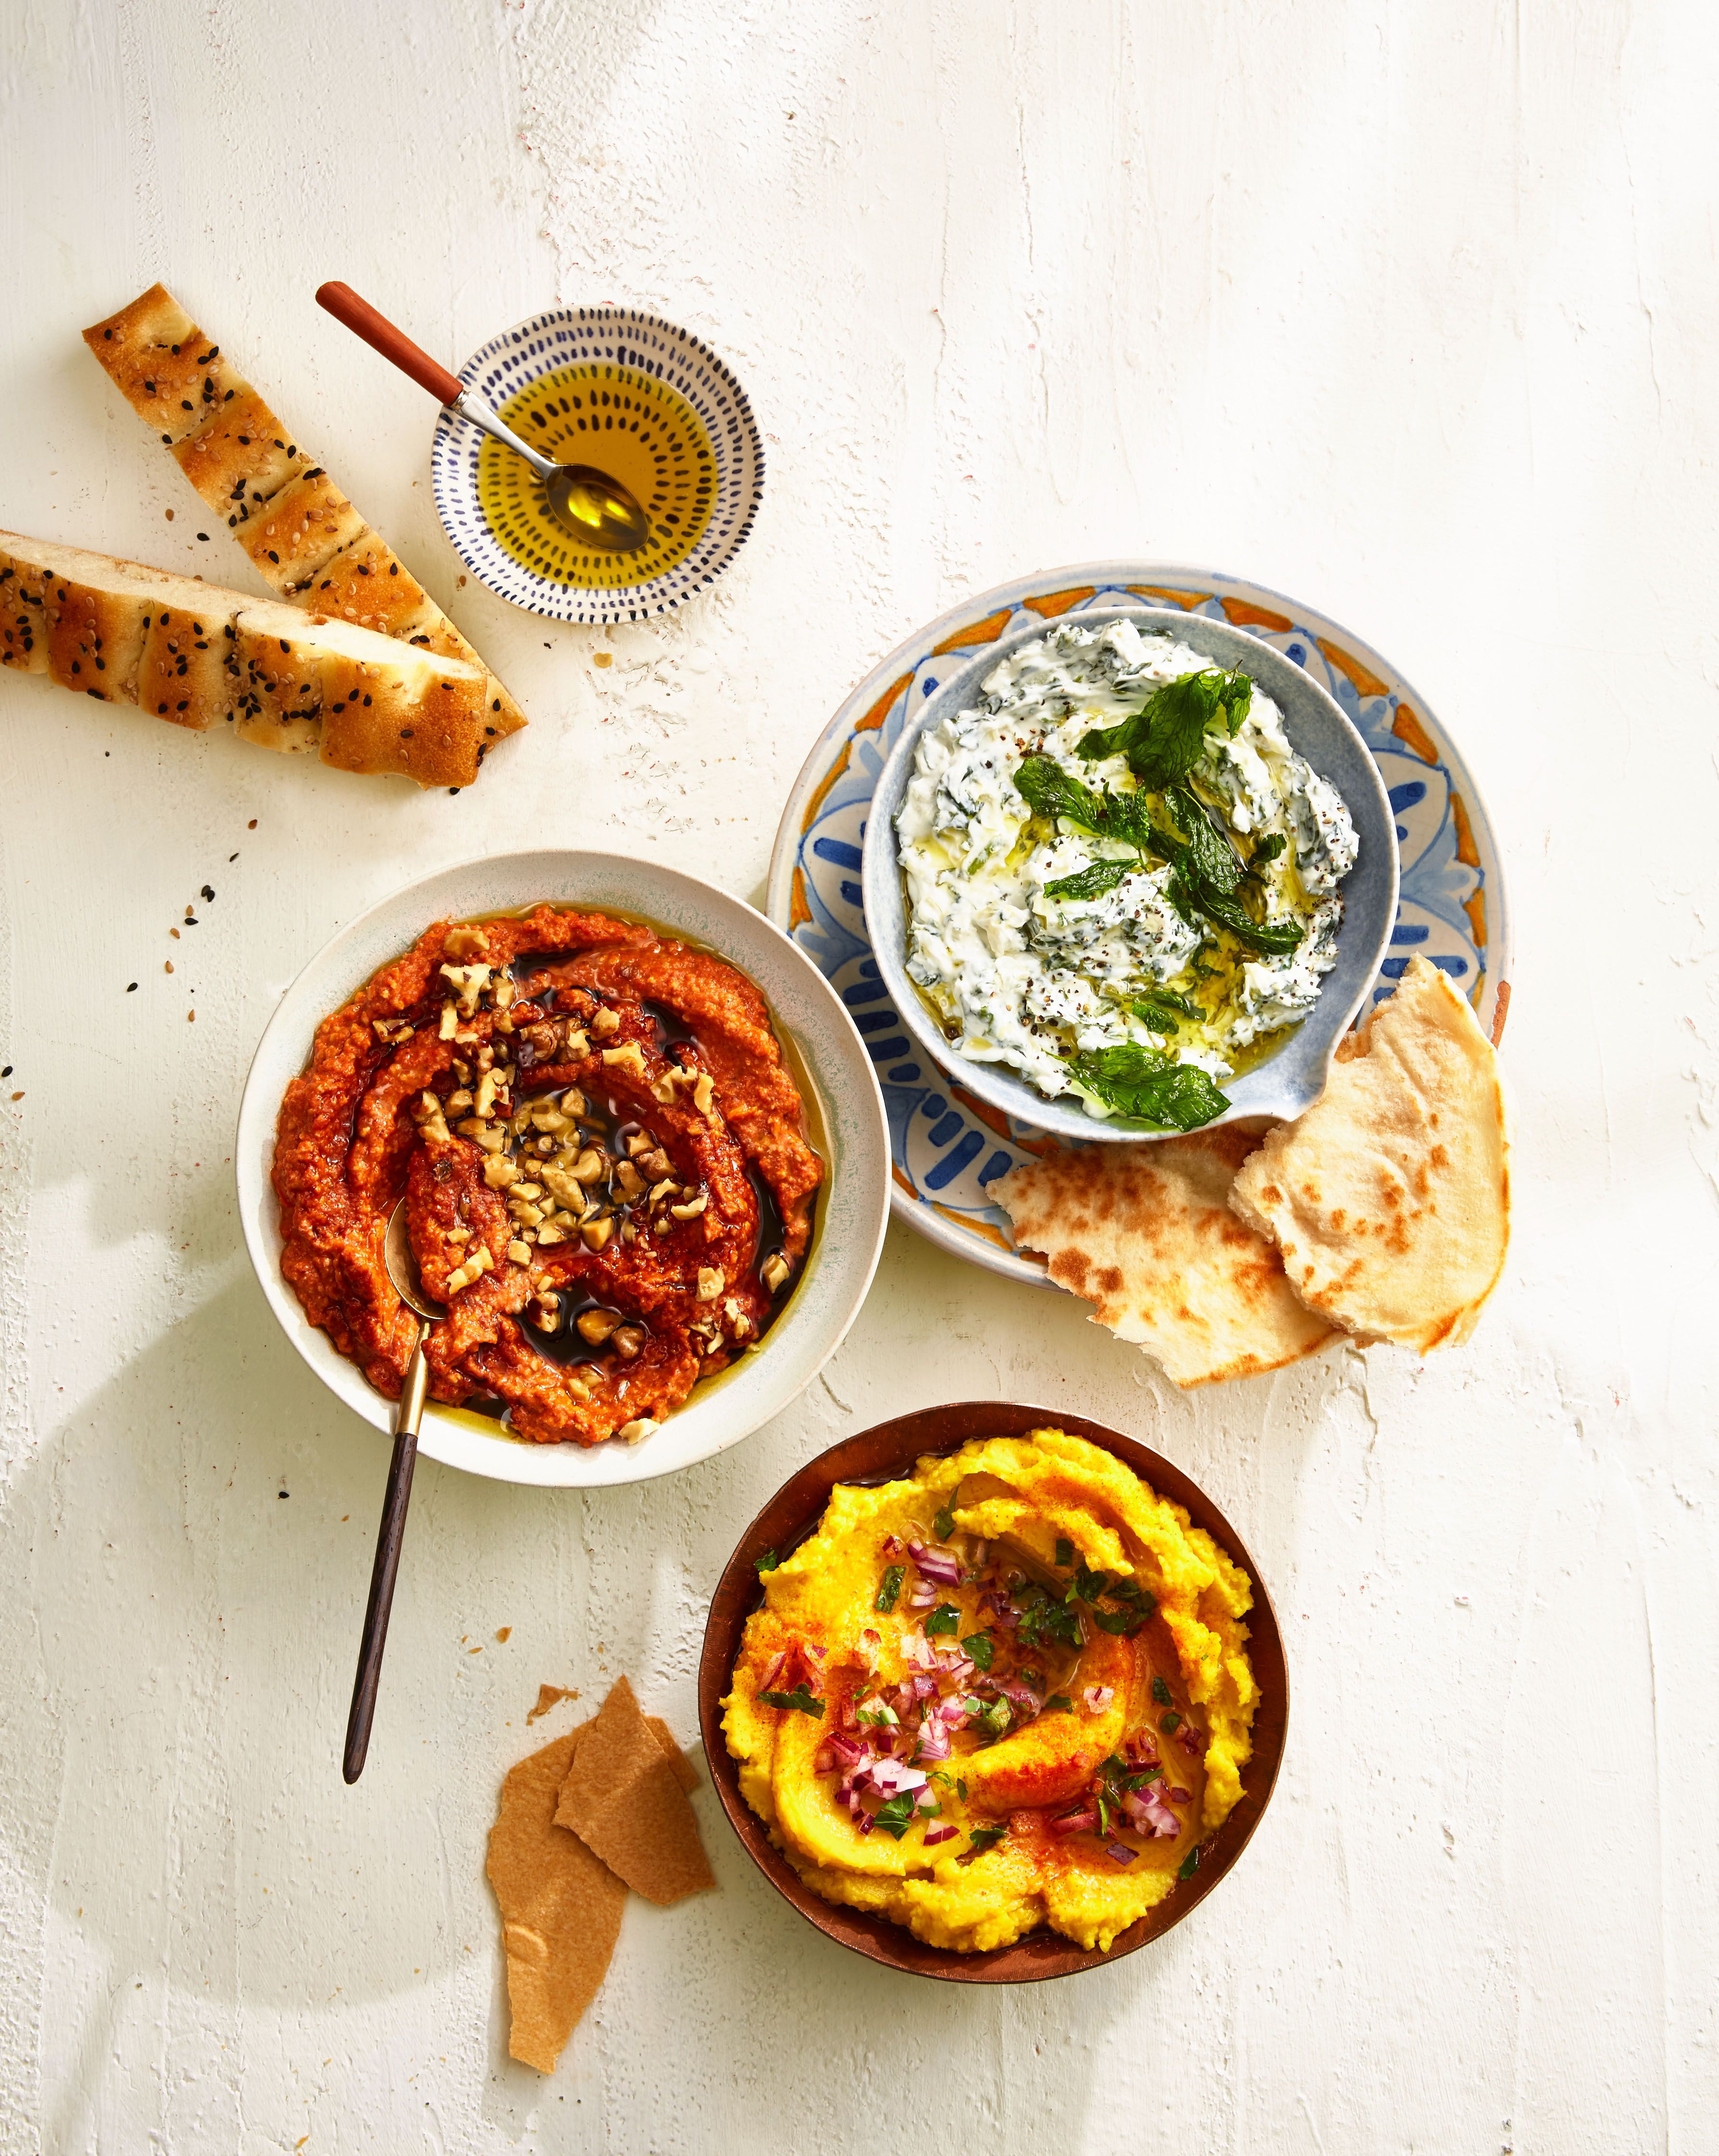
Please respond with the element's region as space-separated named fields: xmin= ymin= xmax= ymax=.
xmin=895 ymin=620 xmax=1361 ymax=1130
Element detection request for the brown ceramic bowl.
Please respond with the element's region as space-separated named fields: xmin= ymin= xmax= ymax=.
xmin=697 ymin=1400 xmax=1289 ymax=1983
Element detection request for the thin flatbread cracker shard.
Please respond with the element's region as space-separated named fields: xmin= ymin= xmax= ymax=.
xmin=486 ymin=1725 xmax=626 ymax=2074
xmin=554 ymin=1677 xmax=714 ymax=1904
xmin=1229 ymin=958 xmax=1510 ymax=1352
xmin=999 ymin=1126 xmax=1336 ymax=1387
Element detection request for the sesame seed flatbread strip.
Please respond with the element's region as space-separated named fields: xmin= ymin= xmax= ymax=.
xmin=1228 ymin=958 xmax=1510 ymax=1352
xmin=998 ymin=1126 xmax=1338 ymax=1388
xmin=0 ymin=530 xmax=488 ymax=784
xmin=82 ymin=284 xmax=526 ymax=747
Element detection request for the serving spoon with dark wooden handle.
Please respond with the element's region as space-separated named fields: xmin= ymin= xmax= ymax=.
xmin=315 ymin=280 xmax=650 ymax=553
xmin=343 ymin=1197 xmax=444 ymax=1783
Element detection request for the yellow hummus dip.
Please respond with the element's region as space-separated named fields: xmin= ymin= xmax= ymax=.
xmin=723 ymin=1428 xmax=1258 ymax=1953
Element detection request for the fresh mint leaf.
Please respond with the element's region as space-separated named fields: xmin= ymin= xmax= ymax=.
xmin=1130 ymin=989 xmax=1201 ymax=1034
xmin=1252 ymin=831 xmax=1287 ymax=864
xmin=1065 ymin=1045 xmax=1230 ymax=1133
xmin=961 ymin=1633 xmax=995 ymax=1671
xmin=1076 ymin=667 xmax=1252 ymax=788
xmin=1158 ymin=787 xmax=1304 ymax=954
xmin=760 ymin=1685 xmax=824 ymax=1718
xmin=1045 ymin=858 xmax=1129 ymax=904
xmin=874 ymin=1565 xmax=905 ymax=1613
xmin=923 ymin=1602 xmax=961 ymax=1636
xmin=1014 ymin=755 xmax=1109 ymax=832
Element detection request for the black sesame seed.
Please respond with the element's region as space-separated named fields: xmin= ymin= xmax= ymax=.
xmin=201 ymin=885 xmax=214 ymax=900
xmin=400 ymin=727 xmax=414 ymax=737
xmin=268 ymin=550 xmax=279 ymax=563
xmin=180 ymin=399 xmax=193 ymax=410
xmin=126 ymin=982 xmax=137 ymax=992
xmin=197 ymin=533 xmax=209 ymax=542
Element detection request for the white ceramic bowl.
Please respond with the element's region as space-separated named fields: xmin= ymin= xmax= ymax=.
xmin=860 ymin=605 xmax=1399 ymax=1143
xmin=235 ymin=852 xmax=889 ymax=1488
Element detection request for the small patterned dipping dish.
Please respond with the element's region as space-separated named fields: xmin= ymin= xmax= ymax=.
xmin=430 ymin=306 xmax=764 ymax=624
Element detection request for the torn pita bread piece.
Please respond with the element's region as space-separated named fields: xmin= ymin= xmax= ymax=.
xmin=1229 ymin=957 xmax=1509 ymax=1351
xmin=999 ymin=1125 xmax=1337 ymax=1386
xmin=554 ymin=1677 xmax=715 ymax=1905
xmin=486 ymin=1724 xmax=627 ymax=2074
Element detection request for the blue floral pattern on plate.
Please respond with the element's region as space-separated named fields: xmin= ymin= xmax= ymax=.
xmin=767 ymin=565 xmax=1512 ymax=1287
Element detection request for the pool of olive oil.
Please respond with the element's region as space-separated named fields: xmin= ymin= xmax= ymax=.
xmin=476 ymin=364 xmax=717 ymax=589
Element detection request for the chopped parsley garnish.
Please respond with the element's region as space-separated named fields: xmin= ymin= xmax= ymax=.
xmin=1012 ymin=1581 xmax=1083 ymax=1651
xmin=760 ymin=1685 xmax=824 ymax=1718
xmin=923 ymin=1602 xmax=960 ymax=1636
xmin=1160 ymin=1711 xmax=1182 ymax=1735
xmin=1043 ymin=1694 xmax=1074 ymax=1715
xmin=965 ymin=1825 xmax=1008 ymax=1857
xmin=755 ymin=1548 xmax=780 ymax=1573
xmin=961 ymin=1632 xmax=994 ymax=1671
xmin=855 ymin=1700 xmax=899 ymax=1728
xmin=933 ymin=1504 xmax=955 ymax=1540
xmin=969 ymin=1697 xmax=1012 ymax=1738
xmin=1091 ymin=1605 xmax=1149 ymax=1636
xmin=1151 ymin=1675 xmax=1173 ymax=1706
xmin=874 ymin=1565 xmax=905 ymax=1613
xmin=956 ymin=1777 xmax=968 ymax=1800
xmin=872 ymin=1791 xmax=922 ymax=1840
xmin=1065 ymin=1044 xmax=1230 ymax=1134
xmin=1073 ymin=1561 xmax=1111 ymax=1602
xmin=1178 ymin=1848 xmax=1201 ymax=1882
xmin=1054 ymin=1537 xmax=1074 ymax=1568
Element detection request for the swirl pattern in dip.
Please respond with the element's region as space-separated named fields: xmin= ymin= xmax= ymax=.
xmin=723 ymin=1427 xmax=1257 ymax=1953
xmin=273 ymin=906 xmax=823 ymax=1446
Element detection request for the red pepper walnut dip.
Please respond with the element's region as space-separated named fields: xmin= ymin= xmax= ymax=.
xmin=273 ymin=906 xmax=824 ymax=1445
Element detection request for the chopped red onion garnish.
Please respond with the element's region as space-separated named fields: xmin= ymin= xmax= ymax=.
xmin=881 ymin=1535 xmax=902 ymax=1556
xmin=1122 ymin=1785 xmax=1179 ymax=1838
xmin=1106 ymin=1841 xmax=1137 ymax=1866
xmin=758 ymin=1650 xmax=788 ymax=1691
xmin=1178 ymin=1723 xmax=1202 ymax=1756
xmin=916 ymin=1718 xmax=951 ymax=1763
xmin=916 ymin=1787 xmax=938 ymax=1812
xmin=814 ymin=1747 xmax=834 ymax=1773
xmin=1169 ymin=1787 xmax=1191 ymax=1804
xmin=1049 ymin=1806 xmax=1099 ymax=1836
xmin=907 ymin=1541 xmax=962 ymax=1586
xmin=902 ymin=1632 xmax=935 ymax=1670
xmin=923 ymin=1821 xmax=960 ymax=1846
xmin=907 ymin=1583 xmax=938 ymax=1609
xmin=1082 ymin=1686 xmax=1115 ymax=1713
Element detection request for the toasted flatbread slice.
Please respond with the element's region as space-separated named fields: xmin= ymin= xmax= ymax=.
xmin=84 ymin=284 xmax=526 ymax=738
xmin=82 ymin=282 xmax=247 ymax=445
xmin=999 ymin=1126 xmax=1338 ymax=1387
xmin=229 ymin=601 xmax=486 ymax=783
xmin=0 ymin=530 xmax=487 ymax=782
xmin=1229 ymin=959 xmax=1509 ymax=1351
xmin=302 ymin=528 xmax=430 ymax=638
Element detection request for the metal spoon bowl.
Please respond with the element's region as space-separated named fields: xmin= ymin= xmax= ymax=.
xmin=316 ymin=281 xmax=650 ymax=555
xmin=343 ymin=1197 xmax=446 ymax=1783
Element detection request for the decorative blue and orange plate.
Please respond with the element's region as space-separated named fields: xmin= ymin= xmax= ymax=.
xmin=767 ymin=564 xmax=1511 ymax=1286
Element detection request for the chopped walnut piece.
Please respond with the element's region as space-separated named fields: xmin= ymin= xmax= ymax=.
xmin=617 ymin=1417 xmax=657 ymax=1445
xmin=696 ymin=1267 xmax=724 ymax=1301
xmin=692 ymin=1070 xmax=715 ymax=1117
xmin=442 ymin=925 xmax=489 ymax=960
xmin=600 ymin=1042 xmax=647 ymax=1079
xmin=483 ymin=1154 xmax=519 ymax=1190
xmin=614 ymin=1159 xmax=645 ymax=1199
xmin=761 ymin=1253 xmax=792 ymax=1294
xmin=506 ymin=1240 xmax=532 ymax=1266
xmin=474 ymin=1068 xmax=504 ymax=1118
xmin=723 ymin=1297 xmax=754 ymax=1339
xmin=670 ymin=1193 xmax=708 ymax=1220
xmin=536 ymin=1224 xmax=567 ymax=1246
xmin=625 ymin=1131 xmax=653 ymax=1157
xmin=640 ymin=1149 xmax=672 ymax=1180
xmin=611 ymin=1324 xmax=644 ymax=1359
xmin=576 ymin=1309 xmax=619 ymax=1346
xmin=438 ymin=1003 xmax=458 ymax=1041
xmin=590 ymin=1007 xmax=620 ymax=1040
xmin=570 ymin=1148 xmax=607 ymax=1185
xmin=412 ymin=1091 xmax=451 ymax=1144
xmin=581 ymin=1217 xmax=614 ymax=1253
